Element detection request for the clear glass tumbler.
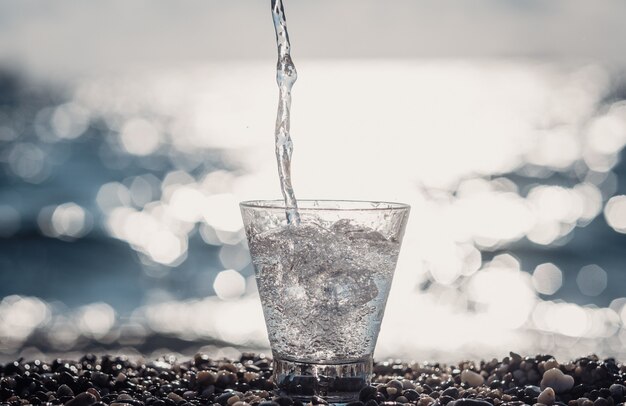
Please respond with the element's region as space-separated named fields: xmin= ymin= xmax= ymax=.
xmin=240 ymin=200 xmax=410 ymax=402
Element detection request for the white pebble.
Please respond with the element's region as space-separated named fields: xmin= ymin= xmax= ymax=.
xmin=540 ymin=368 xmax=574 ymax=394
xmin=461 ymin=369 xmax=484 ymax=387
xmin=538 ymin=387 xmax=556 ymax=405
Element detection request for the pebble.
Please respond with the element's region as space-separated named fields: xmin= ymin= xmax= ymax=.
xmin=541 ymin=368 xmax=575 ymax=394
xmin=610 ymin=384 xmax=626 ymax=399
xmin=448 ymin=400 xmax=493 ymax=406
xmin=388 ymin=381 xmax=404 ymax=392
xmin=167 ymin=392 xmax=184 ymax=403
xmin=197 ymin=371 xmax=217 ymax=387
xmin=386 ymin=387 xmax=398 ymax=396
xmin=403 ymin=390 xmax=420 ymax=401
xmin=57 ymin=384 xmax=75 ymax=397
xmin=227 ymin=395 xmax=242 ymax=406
xmin=65 ymin=392 xmax=98 ymax=406
xmin=544 ymin=360 xmax=560 ymax=371
xmin=461 ymin=370 xmax=484 ymax=388
xmin=1 ymin=353 xmax=626 ymax=406
xmin=86 ymin=388 xmax=101 ymax=401
xmin=442 ymin=388 xmax=459 ymax=399
xmin=360 ymin=386 xmax=378 ymax=401
xmin=417 ymin=396 xmax=435 ymax=406
xmin=538 ymin=388 xmax=556 ymax=405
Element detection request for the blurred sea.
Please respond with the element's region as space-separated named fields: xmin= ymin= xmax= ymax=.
xmin=1 ymin=59 xmax=626 ymax=362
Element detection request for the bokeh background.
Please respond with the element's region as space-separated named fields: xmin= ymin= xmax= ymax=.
xmin=1 ymin=0 xmax=626 ymax=362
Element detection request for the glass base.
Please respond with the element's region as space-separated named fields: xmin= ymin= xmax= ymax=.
xmin=273 ymin=356 xmax=373 ymax=403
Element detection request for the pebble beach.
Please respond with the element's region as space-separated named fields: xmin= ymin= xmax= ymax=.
xmin=2 ymin=353 xmax=625 ymax=406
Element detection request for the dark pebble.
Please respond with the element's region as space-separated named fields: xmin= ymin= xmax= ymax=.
xmin=388 ymin=381 xmax=404 ymax=392
xmin=346 ymin=402 xmax=365 ymax=406
xmin=442 ymin=388 xmax=459 ymax=399
xmin=58 ymin=385 xmax=75 ymax=397
xmin=440 ymin=395 xmax=455 ymax=405
xmin=403 ymin=390 xmax=420 ymax=401
xmin=258 ymin=402 xmax=280 ymax=406
xmin=448 ymin=399 xmax=493 ymax=406
xmin=274 ymin=397 xmax=294 ymax=406
xmin=216 ymin=393 xmax=236 ymax=406
xmin=611 ymin=385 xmax=626 ymax=400
xmin=364 ymin=400 xmax=379 ymax=406
xmin=360 ymin=386 xmax=378 ymax=402
xmin=596 ymin=398 xmax=610 ymax=406
xmin=65 ymin=392 xmax=97 ymax=406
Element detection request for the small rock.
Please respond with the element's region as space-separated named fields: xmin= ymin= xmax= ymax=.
xmin=360 ymin=386 xmax=378 ymax=402
xmin=227 ymin=396 xmax=242 ymax=406
xmin=396 ymin=397 xmax=408 ymax=404
xmin=538 ymin=388 xmax=556 ymax=405
xmin=168 ymin=392 xmax=184 ymax=404
xmin=197 ymin=371 xmax=217 ymax=387
xmin=58 ymin=385 xmax=75 ymax=398
xmin=387 ymin=387 xmax=399 ymax=396
xmin=403 ymin=381 xmax=416 ymax=390
xmin=610 ymin=385 xmax=626 ymax=400
xmin=183 ymin=391 xmax=196 ymax=399
xmin=233 ymin=402 xmax=250 ymax=406
xmin=544 ymin=359 xmax=560 ymax=371
xmin=65 ymin=393 xmax=97 ymax=406
xmin=201 ymin=386 xmax=215 ymax=397
xmin=525 ymin=386 xmax=542 ymax=398
xmin=442 ymin=388 xmax=459 ymax=399
xmin=448 ymin=400 xmax=493 ymax=406
xmin=346 ymin=402 xmax=365 ymax=406
xmin=258 ymin=402 xmax=280 ymax=406
xmin=115 ymin=373 xmax=127 ymax=383
xmin=595 ymin=398 xmax=609 ymax=406
xmin=403 ymin=390 xmax=420 ymax=401
xmin=86 ymin=389 xmax=100 ymax=402
xmin=461 ymin=370 xmax=484 ymax=388
xmin=275 ymin=396 xmax=294 ymax=406
xmin=91 ymin=372 xmax=110 ymax=388
xmin=117 ymin=394 xmax=133 ymax=401
xmin=388 ymin=381 xmax=404 ymax=392
xmin=541 ymin=368 xmax=574 ymax=394
xmin=418 ymin=396 xmax=435 ymax=406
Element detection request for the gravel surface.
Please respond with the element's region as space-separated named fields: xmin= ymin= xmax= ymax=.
xmin=1 ymin=353 xmax=625 ymax=406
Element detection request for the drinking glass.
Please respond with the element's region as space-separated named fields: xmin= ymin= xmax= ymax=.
xmin=240 ymin=200 xmax=410 ymax=402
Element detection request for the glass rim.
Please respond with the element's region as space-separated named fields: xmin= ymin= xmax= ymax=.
xmin=239 ymin=199 xmax=411 ymax=212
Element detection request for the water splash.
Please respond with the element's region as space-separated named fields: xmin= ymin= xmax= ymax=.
xmin=271 ymin=0 xmax=300 ymax=224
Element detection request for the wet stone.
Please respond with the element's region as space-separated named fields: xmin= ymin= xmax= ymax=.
xmin=65 ymin=392 xmax=97 ymax=406
xmin=448 ymin=399 xmax=494 ymax=406
xmin=443 ymin=388 xmax=460 ymax=399
xmin=274 ymin=396 xmax=294 ymax=406
xmin=360 ymin=386 xmax=378 ymax=402
xmin=403 ymin=389 xmax=420 ymax=401
xmin=57 ymin=385 xmax=75 ymax=398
